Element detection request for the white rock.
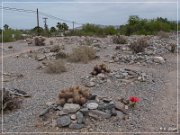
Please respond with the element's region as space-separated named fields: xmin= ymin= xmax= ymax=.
xmin=153 ymin=56 xmax=165 ymax=64
xmin=87 ymin=82 xmax=95 ymax=87
xmin=87 ymin=102 xmax=98 ymax=110
xmin=97 ymin=73 xmax=106 ymax=80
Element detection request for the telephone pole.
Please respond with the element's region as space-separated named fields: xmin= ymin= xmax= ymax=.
xmin=72 ymin=21 xmax=75 ymax=31
xmin=37 ymin=8 xmax=40 ymax=36
xmin=43 ymin=17 xmax=48 ymax=30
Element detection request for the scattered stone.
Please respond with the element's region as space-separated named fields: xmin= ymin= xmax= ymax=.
xmin=153 ymin=56 xmax=165 ymax=64
xmin=102 ymin=98 xmax=112 ymax=103
xmin=80 ymin=108 xmax=89 ymax=115
xmin=76 ymin=111 xmax=84 ymax=124
xmin=46 ymin=101 xmax=55 ymax=106
xmin=110 ymin=108 xmax=117 ymax=116
xmin=56 ymin=115 xmax=71 ymax=127
xmin=63 ymin=103 xmax=80 ymax=113
xmin=70 ymin=114 xmax=77 ymax=120
xmin=97 ymin=73 xmax=106 ymax=80
xmin=87 ymin=81 xmax=96 ymax=87
xmin=87 ymin=102 xmax=98 ymax=110
xmin=57 ymin=111 xmax=68 ymax=116
xmin=35 ymin=54 xmax=46 ymax=61
xmin=88 ymin=110 xmax=111 ymax=119
xmin=69 ymin=123 xmax=85 ymax=129
xmin=89 ymin=95 xmax=97 ymax=100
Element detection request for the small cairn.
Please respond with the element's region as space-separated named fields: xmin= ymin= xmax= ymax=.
xmin=91 ymin=64 xmax=110 ymax=76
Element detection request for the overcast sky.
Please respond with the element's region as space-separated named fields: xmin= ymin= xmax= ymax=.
xmin=0 ymin=0 xmax=179 ymax=29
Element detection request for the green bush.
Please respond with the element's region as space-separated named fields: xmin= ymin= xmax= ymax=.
xmin=119 ymin=16 xmax=178 ymax=36
xmin=0 ymin=29 xmax=23 ymax=42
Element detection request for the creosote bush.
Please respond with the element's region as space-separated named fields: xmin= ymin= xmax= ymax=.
xmin=113 ymin=35 xmax=128 ymax=44
xmin=68 ymin=46 xmax=96 ymax=63
xmin=129 ymin=37 xmax=149 ymax=53
xmin=46 ymin=60 xmax=67 ymax=74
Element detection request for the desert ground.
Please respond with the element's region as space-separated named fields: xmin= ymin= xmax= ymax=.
xmin=0 ymin=33 xmax=179 ymax=135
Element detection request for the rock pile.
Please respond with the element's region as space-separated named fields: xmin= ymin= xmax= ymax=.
xmin=91 ymin=64 xmax=110 ymax=76
xmin=111 ymin=53 xmax=165 ymax=65
xmin=33 ymin=36 xmax=46 ymax=46
xmin=20 ymin=45 xmax=66 ymax=61
xmin=39 ymin=87 xmax=129 ymax=129
xmin=82 ymin=68 xmax=148 ymax=87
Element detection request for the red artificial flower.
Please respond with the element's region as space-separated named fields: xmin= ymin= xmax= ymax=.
xmin=129 ymin=96 xmax=140 ymax=103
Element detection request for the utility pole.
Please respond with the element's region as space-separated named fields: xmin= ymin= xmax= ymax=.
xmin=43 ymin=17 xmax=48 ymax=30
xmin=72 ymin=21 xmax=75 ymax=31
xmin=37 ymin=8 xmax=40 ymax=36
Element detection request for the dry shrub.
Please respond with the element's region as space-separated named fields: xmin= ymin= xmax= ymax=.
xmin=56 ymin=51 xmax=68 ymax=59
xmin=57 ymin=86 xmax=91 ymax=106
xmin=33 ymin=36 xmax=46 ymax=46
xmin=0 ymin=88 xmax=21 ymax=111
xmin=157 ymin=31 xmax=169 ymax=39
xmin=8 ymin=46 xmax=13 ymax=49
xmin=50 ymin=45 xmax=60 ymax=52
xmin=49 ymin=40 xmax=54 ymax=45
xmin=170 ymin=44 xmax=176 ymax=53
xmin=91 ymin=64 xmax=110 ymax=75
xmin=46 ymin=60 xmax=67 ymax=74
xmin=113 ymin=35 xmax=128 ymax=44
xmin=68 ymin=46 xmax=96 ymax=63
xmin=129 ymin=37 xmax=149 ymax=53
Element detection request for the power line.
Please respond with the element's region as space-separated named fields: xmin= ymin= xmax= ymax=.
xmin=0 ymin=6 xmax=84 ymax=26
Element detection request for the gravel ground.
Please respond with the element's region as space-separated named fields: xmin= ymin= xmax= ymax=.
xmin=0 ymin=35 xmax=179 ymax=134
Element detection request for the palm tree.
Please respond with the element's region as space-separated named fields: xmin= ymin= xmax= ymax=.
xmin=50 ymin=27 xmax=56 ymax=33
xmin=3 ymin=24 xmax=9 ymax=30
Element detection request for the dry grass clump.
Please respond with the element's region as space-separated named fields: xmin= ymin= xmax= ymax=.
xmin=46 ymin=60 xmax=67 ymax=74
xmin=0 ymin=88 xmax=21 ymax=111
xmin=113 ymin=35 xmax=128 ymax=44
xmin=170 ymin=43 xmax=176 ymax=53
xmin=50 ymin=45 xmax=60 ymax=52
xmin=8 ymin=46 xmax=13 ymax=49
xmin=49 ymin=40 xmax=54 ymax=45
xmin=33 ymin=36 xmax=46 ymax=46
xmin=129 ymin=37 xmax=149 ymax=53
xmin=57 ymin=86 xmax=91 ymax=106
xmin=91 ymin=64 xmax=110 ymax=75
xmin=68 ymin=46 xmax=96 ymax=63
xmin=56 ymin=51 xmax=68 ymax=59
xmin=157 ymin=31 xmax=169 ymax=39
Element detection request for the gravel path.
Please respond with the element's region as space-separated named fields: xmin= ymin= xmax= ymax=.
xmin=0 ymin=36 xmax=179 ymax=134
